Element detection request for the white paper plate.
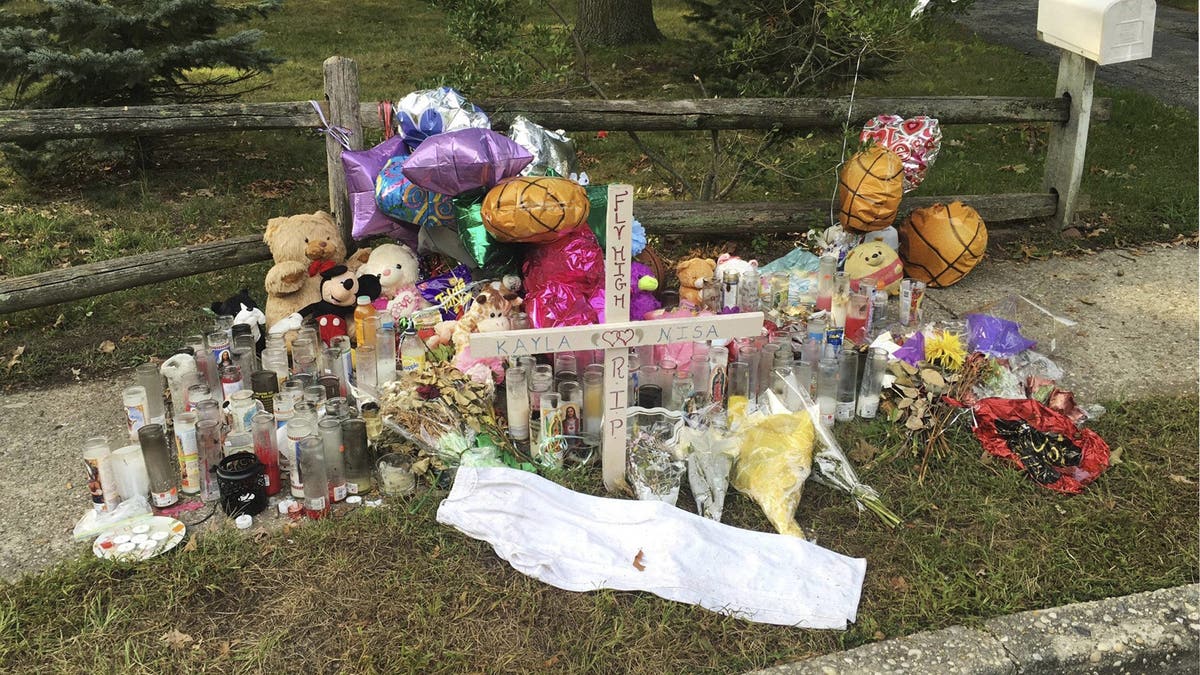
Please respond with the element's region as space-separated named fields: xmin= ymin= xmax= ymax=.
xmin=93 ymin=516 xmax=186 ymax=561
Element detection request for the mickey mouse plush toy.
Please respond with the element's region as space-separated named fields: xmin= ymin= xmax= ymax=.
xmin=299 ymin=265 xmax=382 ymax=346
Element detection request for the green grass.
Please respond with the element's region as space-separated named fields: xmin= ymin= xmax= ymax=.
xmin=0 ymin=1 xmax=1195 ymax=390
xmin=1 ymin=396 xmax=1195 ymax=672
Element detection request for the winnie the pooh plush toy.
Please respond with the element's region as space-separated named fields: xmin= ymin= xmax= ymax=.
xmin=675 ymin=257 xmax=716 ymax=309
xmin=843 ymin=241 xmax=904 ymax=295
xmin=262 ymin=211 xmax=370 ymax=331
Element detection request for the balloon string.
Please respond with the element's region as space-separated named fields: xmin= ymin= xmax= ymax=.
xmin=310 ymin=100 xmax=353 ymax=151
xmin=829 ymin=44 xmax=869 ymax=228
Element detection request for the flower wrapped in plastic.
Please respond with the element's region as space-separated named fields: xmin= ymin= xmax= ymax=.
xmin=729 ymin=390 xmax=815 ymax=538
xmin=677 ymin=402 xmax=738 ymax=522
xmin=377 ymin=361 xmax=528 ymax=474
xmin=770 ymin=381 xmax=902 ymax=527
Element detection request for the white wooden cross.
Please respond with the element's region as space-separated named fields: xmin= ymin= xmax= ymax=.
xmin=471 ymin=184 xmax=764 ymax=492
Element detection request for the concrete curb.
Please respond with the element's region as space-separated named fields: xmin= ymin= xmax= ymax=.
xmin=751 ymin=584 xmax=1200 ymax=675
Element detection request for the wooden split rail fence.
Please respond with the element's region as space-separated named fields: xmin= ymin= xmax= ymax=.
xmin=0 ymin=55 xmax=1110 ymax=314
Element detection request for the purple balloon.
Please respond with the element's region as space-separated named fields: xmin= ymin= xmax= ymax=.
xmin=401 ymin=129 xmax=532 ymax=197
xmin=341 ymin=135 xmax=419 ymax=248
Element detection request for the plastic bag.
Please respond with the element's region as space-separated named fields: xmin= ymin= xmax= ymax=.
xmin=73 ymin=496 xmax=153 ymax=542
xmin=680 ymin=423 xmax=738 ymax=522
xmin=966 ymin=313 xmax=1036 ymax=357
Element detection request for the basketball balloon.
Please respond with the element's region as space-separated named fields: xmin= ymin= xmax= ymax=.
xmin=837 ymin=146 xmax=904 ymax=233
xmin=898 ymin=202 xmax=988 ymax=288
xmin=481 ymin=176 xmax=589 ymax=244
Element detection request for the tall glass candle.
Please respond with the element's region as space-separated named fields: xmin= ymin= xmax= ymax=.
xmin=830 ymin=272 xmax=850 ymax=328
xmin=845 ymin=287 xmax=871 ymax=345
xmin=232 ymin=346 xmax=256 ymax=390
xmin=261 ymin=347 xmax=290 ymax=390
xmin=659 ymin=359 xmax=678 ymax=409
xmin=689 ymin=354 xmax=711 ymax=407
xmin=251 ymin=411 xmax=281 ymax=496
xmin=286 ymin=417 xmax=315 ymax=499
xmin=505 ymin=366 xmax=530 ymax=442
xmin=376 ymin=325 xmax=397 ymax=386
xmin=815 ymin=255 xmax=837 ymax=312
xmin=537 ymin=392 xmax=563 ymax=469
xmin=110 ymin=445 xmax=150 ymax=502
xmin=299 ymin=437 xmax=329 ymax=519
xmin=816 ymin=357 xmax=839 ymax=427
xmin=857 ymin=348 xmax=887 ymax=419
xmin=722 ymin=270 xmax=740 ymax=310
xmin=342 ymin=418 xmax=372 ymax=495
xmin=835 ymin=350 xmax=859 ymax=422
xmin=82 ymin=437 xmax=119 ymax=513
xmin=356 ymin=344 xmax=377 ymax=397
xmin=728 ymin=361 xmax=751 ymax=421
xmin=582 ymin=370 xmax=603 ymax=444
xmin=557 ymin=381 xmax=582 ymax=451
xmin=196 ymin=418 xmax=223 ymax=502
xmin=207 ymin=331 xmax=231 ymax=375
xmin=738 ymin=268 xmax=760 ymax=311
xmin=174 ymin=412 xmax=201 ymax=495
xmin=319 ymin=418 xmax=347 ymax=503
xmin=138 ymin=424 xmax=178 ymax=508
xmin=331 ymin=336 xmax=354 ymax=390
xmin=291 ymin=337 xmax=317 ymax=377
xmin=123 ymin=385 xmax=148 ymax=442
xmin=136 ymin=362 xmax=166 ymax=425
xmin=186 ymin=334 xmax=217 ymax=393
xmin=707 ymin=346 xmax=729 ymax=407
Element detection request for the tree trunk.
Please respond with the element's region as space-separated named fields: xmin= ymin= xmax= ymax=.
xmin=577 ymin=0 xmax=662 ymax=46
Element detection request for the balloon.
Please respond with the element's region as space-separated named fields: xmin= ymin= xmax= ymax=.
xmin=375 ymin=155 xmax=456 ymax=229
xmin=341 ymin=135 xmax=418 ymax=248
xmin=402 ymin=129 xmax=532 ymax=197
xmin=482 ymin=176 xmax=589 ymax=244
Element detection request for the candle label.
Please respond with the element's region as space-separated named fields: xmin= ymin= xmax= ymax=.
xmin=835 ymin=401 xmax=856 ymax=422
xmin=151 ymin=487 xmax=178 ymax=508
xmin=126 ymin=403 xmax=146 ymax=437
xmin=83 ymin=457 xmax=106 ymax=512
xmin=174 ymin=426 xmax=200 ymax=493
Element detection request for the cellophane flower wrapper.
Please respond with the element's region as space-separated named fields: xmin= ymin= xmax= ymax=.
xmin=678 ymin=414 xmax=738 ymax=522
xmin=628 ymin=430 xmax=686 ymax=505
xmin=729 ymin=391 xmax=815 ymax=538
xmin=772 ymin=384 xmax=902 ymax=527
xmin=394 ymin=87 xmax=490 ymax=153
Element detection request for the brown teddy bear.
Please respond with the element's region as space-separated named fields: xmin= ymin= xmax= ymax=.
xmin=263 ymin=211 xmax=370 ymax=330
xmin=675 ymin=257 xmax=716 ymax=309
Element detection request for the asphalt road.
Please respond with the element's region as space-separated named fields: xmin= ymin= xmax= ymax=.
xmin=958 ymin=0 xmax=1198 ymax=112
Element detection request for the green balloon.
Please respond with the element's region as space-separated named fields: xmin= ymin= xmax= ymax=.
xmin=454 ymin=195 xmax=524 ymax=277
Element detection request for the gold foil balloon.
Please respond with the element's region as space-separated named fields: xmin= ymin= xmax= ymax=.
xmin=837 ymin=146 xmax=904 ymax=233
xmin=898 ymin=201 xmax=988 ymax=288
xmin=481 ymin=176 xmax=589 ymax=244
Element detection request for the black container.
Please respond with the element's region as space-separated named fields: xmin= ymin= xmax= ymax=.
xmin=251 ymin=370 xmax=278 ymax=414
xmin=216 ymin=452 xmax=267 ymax=516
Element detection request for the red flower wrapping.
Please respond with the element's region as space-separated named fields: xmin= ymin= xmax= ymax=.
xmin=951 ymin=397 xmax=1110 ymax=494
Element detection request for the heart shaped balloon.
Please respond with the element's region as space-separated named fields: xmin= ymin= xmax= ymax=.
xmin=859 ymin=114 xmax=942 ymax=192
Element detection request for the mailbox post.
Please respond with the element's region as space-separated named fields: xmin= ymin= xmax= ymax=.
xmin=1037 ymin=0 xmax=1156 ymax=230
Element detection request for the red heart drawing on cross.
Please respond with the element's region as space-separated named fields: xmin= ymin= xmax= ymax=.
xmin=600 ymin=328 xmax=635 ymax=348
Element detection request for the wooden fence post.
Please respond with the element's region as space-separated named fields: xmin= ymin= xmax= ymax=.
xmin=323 ymin=56 xmax=364 ymax=245
xmin=1041 ymin=49 xmax=1097 ymax=231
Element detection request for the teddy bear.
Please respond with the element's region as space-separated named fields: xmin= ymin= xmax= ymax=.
xmin=262 ymin=211 xmax=370 ymax=331
xmin=843 ymin=240 xmax=904 ymax=294
xmin=675 ymin=257 xmax=716 ymax=310
xmin=715 ymin=253 xmax=759 ymax=282
xmin=357 ymin=243 xmax=420 ymax=303
xmin=451 ymin=281 xmax=523 ymax=384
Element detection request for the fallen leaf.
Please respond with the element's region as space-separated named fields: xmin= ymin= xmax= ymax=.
xmin=998 ymin=163 xmax=1028 ymax=174
xmin=905 ymin=415 xmax=926 ymax=430
xmin=65 ymin=481 xmax=73 ymax=490
xmin=181 ymin=537 xmax=198 ymax=554
xmin=5 ymin=345 xmax=24 ymax=372
xmin=1168 ymin=474 xmax=1195 ymax=485
xmin=98 ymin=340 xmax=116 ymax=354
xmin=162 ymin=629 xmax=194 ymax=650
xmin=53 ymin=314 xmax=65 ymax=329
xmin=920 ymin=369 xmax=946 ymax=389
xmin=889 ymin=576 xmax=910 ymax=592
xmin=872 ymin=631 xmax=886 ymax=641
xmin=1108 ymin=446 xmax=1123 ymax=465
xmin=633 ymin=549 xmax=646 ymax=571
xmin=849 ymin=440 xmax=877 ymax=464
xmin=544 ymin=654 xmax=562 ymax=667
xmin=218 ymin=641 xmax=231 ymax=658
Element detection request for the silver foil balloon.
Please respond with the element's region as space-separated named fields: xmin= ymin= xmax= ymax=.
xmin=508 ymin=115 xmax=579 ymax=178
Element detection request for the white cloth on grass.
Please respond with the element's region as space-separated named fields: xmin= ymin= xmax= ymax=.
xmin=436 ymin=467 xmax=866 ymax=628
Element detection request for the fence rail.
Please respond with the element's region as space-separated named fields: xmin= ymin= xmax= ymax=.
xmin=0 ymin=54 xmax=1107 ymax=314
xmin=0 ymin=96 xmax=1112 ymax=142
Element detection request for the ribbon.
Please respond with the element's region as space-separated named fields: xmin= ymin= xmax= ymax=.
xmin=378 ymin=100 xmax=394 ymax=140
xmin=310 ymin=100 xmax=353 ymax=151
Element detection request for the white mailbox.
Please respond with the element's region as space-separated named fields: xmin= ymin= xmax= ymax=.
xmin=1037 ymin=0 xmax=1155 ymax=65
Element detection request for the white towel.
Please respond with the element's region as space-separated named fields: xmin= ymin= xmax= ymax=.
xmin=436 ymin=467 xmax=866 ymax=628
